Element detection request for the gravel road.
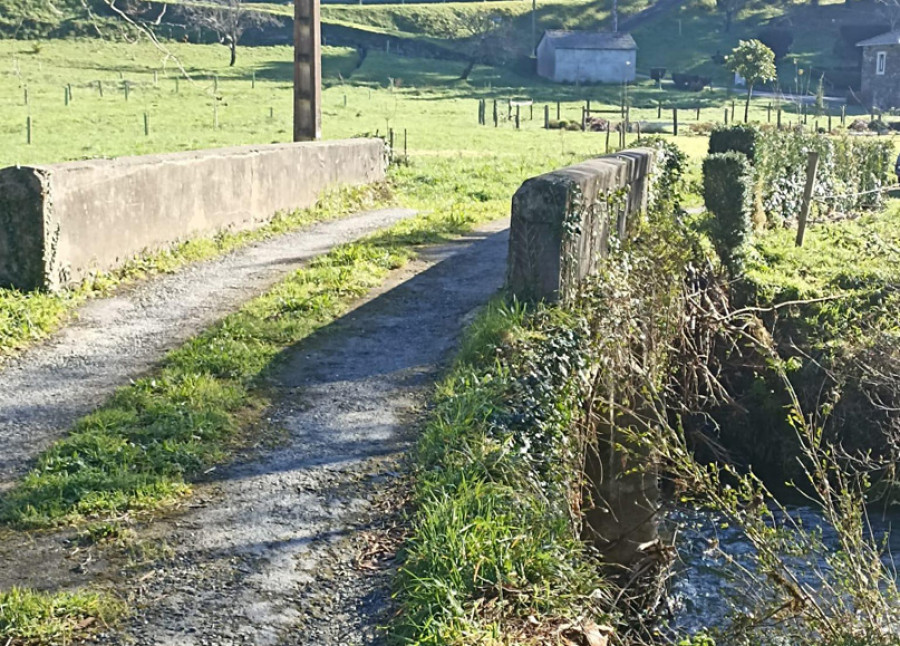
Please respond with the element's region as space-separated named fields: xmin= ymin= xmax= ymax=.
xmin=0 ymin=208 xmax=417 ymax=491
xmin=89 ymin=220 xmax=510 ymax=646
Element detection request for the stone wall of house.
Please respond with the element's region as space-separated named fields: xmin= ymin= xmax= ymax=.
xmin=553 ymin=48 xmax=636 ymax=84
xmin=861 ymin=44 xmax=900 ymax=109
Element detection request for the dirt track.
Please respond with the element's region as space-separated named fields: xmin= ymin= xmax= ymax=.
xmin=77 ymin=221 xmax=509 ymax=645
xmin=0 ymin=208 xmax=417 ymax=492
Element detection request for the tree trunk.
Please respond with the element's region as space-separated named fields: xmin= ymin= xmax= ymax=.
xmin=230 ymin=40 xmax=237 ymax=67
xmin=745 ymin=84 xmax=753 ymax=123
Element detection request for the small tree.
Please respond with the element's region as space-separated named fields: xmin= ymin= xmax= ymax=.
xmin=715 ymin=0 xmax=747 ymax=32
xmin=725 ymin=39 xmax=777 ymax=123
xmin=182 ymin=0 xmax=278 ymax=67
xmin=877 ymin=0 xmax=900 ymax=29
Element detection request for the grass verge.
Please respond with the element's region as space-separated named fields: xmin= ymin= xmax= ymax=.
xmin=0 ymin=587 xmax=123 ymax=645
xmin=0 ymin=182 xmax=392 ymax=359
xmin=392 ymin=298 xmax=613 ymax=645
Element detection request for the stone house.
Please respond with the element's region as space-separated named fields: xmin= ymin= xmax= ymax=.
xmin=858 ymin=30 xmax=900 ymax=109
xmin=536 ymin=31 xmax=637 ymax=84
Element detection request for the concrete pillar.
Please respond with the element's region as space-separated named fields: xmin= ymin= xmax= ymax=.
xmin=293 ymin=0 xmax=321 ymax=141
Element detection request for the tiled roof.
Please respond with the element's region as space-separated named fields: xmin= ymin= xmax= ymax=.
xmin=540 ymin=30 xmax=637 ymax=50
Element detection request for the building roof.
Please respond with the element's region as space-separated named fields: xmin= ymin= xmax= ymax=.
xmin=540 ymin=30 xmax=637 ymax=51
xmin=857 ymin=30 xmax=900 ymax=47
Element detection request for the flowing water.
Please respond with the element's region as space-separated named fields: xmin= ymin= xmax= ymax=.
xmin=666 ymin=504 xmax=900 ymax=636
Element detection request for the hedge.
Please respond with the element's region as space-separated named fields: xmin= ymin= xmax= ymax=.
xmin=703 ymin=152 xmax=754 ymax=272
xmin=708 ymin=124 xmax=762 ymax=164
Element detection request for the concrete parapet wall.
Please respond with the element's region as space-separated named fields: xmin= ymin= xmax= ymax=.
xmin=507 ymin=147 xmax=654 ymax=302
xmin=0 ymin=138 xmax=386 ymax=291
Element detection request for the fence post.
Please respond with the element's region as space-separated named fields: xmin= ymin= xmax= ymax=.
xmin=144 ymin=112 xmax=150 ymax=136
xmin=672 ymin=107 xmax=678 ymax=136
xmin=530 ymin=103 xmax=534 ymax=120
xmin=730 ymin=100 xmax=735 ymax=123
xmin=557 ymin=101 xmax=560 ymax=120
xmin=657 ymin=100 xmax=662 ymax=119
xmin=796 ymin=151 xmax=820 ymax=248
xmin=696 ymin=105 xmax=701 ymax=121
xmin=582 ymin=108 xmax=587 ymax=131
xmin=26 ymin=116 xmax=32 ymax=145
xmin=841 ymin=105 xmax=846 ymax=126
xmin=777 ymin=107 xmax=782 ymax=129
xmin=724 ymin=108 xmax=729 ymax=125
xmin=493 ymin=99 xmax=498 ymax=127
xmin=97 ymin=80 xmax=103 ymax=97
xmin=828 ymin=112 xmax=832 ymax=132
xmin=767 ymin=102 xmax=772 ymax=122
xmin=516 ymin=105 xmax=520 ymax=129
xmin=544 ymin=104 xmax=549 ymax=129
xmin=606 ymin=125 xmax=610 ymax=153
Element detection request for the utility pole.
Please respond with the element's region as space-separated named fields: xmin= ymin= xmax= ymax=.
xmin=293 ymin=0 xmax=321 ymax=141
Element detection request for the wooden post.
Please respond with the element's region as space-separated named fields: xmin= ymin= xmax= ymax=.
xmin=544 ymin=104 xmax=549 ymax=129
xmin=144 ymin=112 xmax=149 ymax=136
xmin=556 ymin=101 xmax=560 ymax=120
xmin=796 ymin=151 xmax=820 ymax=248
xmin=67 ymin=84 xmax=72 ymax=102
xmin=672 ymin=107 xmax=678 ymax=136
xmin=124 ymin=81 xmax=129 ymax=101
xmin=777 ymin=107 xmax=782 ymax=129
xmin=657 ymin=100 xmax=662 ymax=119
xmin=530 ymin=102 xmax=533 ymax=121
xmin=97 ymin=80 xmax=103 ymax=97
xmin=26 ymin=116 xmax=32 ymax=145
xmin=493 ymin=99 xmax=498 ymax=127
xmin=516 ymin=105 xmax=520 ymax=129
xmin=841 ymin=105 xmax=846 ymax=126
xmin=828 ymin=112 xmax=832 ymax=132
xmin=696 ymin=105 xmax=701 ymax=120
xmin=582 ymin=108 xmax=587 ymax=131
xmin=767 ymin=102 xmax=772 ymax=122
xmin=724 ymin=108 xmax=729 ymax=125
xmin=293 ymin=0 xmax=322 ymax=141
xmin=23 ymin=86 xmax=28 ymax=105
xmin=730 ymin=100 xmax=735 ymax=123
xmin=605 ymin=125 xmax=610 ymax=153
xmin=64 ymin=86 xmax=69 ymax=106
xmin=389 ymin=128 xmax=394 ymax=152
xmin=507 ymin=99 xmax=512 ymax=120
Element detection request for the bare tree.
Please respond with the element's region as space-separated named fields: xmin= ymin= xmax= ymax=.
xmin=182 ymin=0 xmax=278 ymax=67
xmin=715 ymin=0 xmax=747 ymax=32
xmin=877 ymin=0 xmax=900 ymax=29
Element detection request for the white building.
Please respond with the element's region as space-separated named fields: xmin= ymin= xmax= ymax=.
xmin=536 ymin=30 xmax=637 ymax=84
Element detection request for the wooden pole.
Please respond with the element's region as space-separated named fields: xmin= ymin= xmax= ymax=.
xmin=516 ymin=105 xmax=520 ymax=129
xmin=556 ymin=101 xmax=560 ymax=120
xmin=293 ymin=0 xmax=322 ymax=141
xmin=23 ymin=87 xmax=28 ymax=105
xmin=493 ymin=99 xmax=498 ymax=127
xmin=606 ymin=125 xmax=610 ymax=153
xmin=404 ymin=128 xmax=408 ymax=164
xmin=544 ymin=104 xmax=549 ymax=129
xmin=796 ymin=152 xmax=820 ymax=248
xmin=26 ymin=116 xmax=32 ymax=145
xmin=672 ymin=107 xmax=678 ymax=136
xmin=724 ymin=108 xmax=729 ymax=125
xmin=144 ymin=112 xmax=150 ymax=136
xmin=64 ymin=86 xmax=69 ymax=106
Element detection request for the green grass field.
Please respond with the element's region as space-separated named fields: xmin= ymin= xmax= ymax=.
xmin=0 ymin=38 xmax=866 ymax=173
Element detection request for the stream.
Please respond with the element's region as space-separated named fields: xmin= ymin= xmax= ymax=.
xmin=666 ymin=504 xmax=900 ymax=636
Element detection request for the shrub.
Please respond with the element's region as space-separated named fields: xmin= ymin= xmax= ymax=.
xmin=650 ymin=67 xmax=667 ymax=81
xmin=636 ymin=136 xmax=688 ymax=214
xmin=703 ymin=152 xmax=754 ymax=272
xmin=708 ymin=124 xmax=762 ymax=163
xmin=672 ymin=73 xmax=711 ymax=92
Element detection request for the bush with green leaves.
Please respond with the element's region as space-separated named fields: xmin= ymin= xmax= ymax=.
xmin=708 ymin=124 xmax=762 ymax=164
xmin=756 ymin=131 xmax=893 ymax=221
xmin=636 ymin=136 xmax=689 ymax=215
xmin=703 ymin=152 xmax=754 ymax=272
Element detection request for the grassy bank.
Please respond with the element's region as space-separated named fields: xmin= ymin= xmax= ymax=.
xmin=393 ymin=298 xmax=612 ymax=645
